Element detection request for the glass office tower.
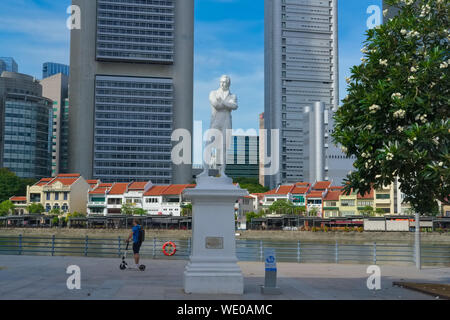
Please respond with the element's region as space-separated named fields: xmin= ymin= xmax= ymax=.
xmin=42 ymin=62 xmax=70 ymax=79
xmin=225 ymin=135 xmax=260 ymax=179
xmin=0 ymin=57 xmax=18 ymax=73
xmin=0 ymin=72 xmax=52 ymax=179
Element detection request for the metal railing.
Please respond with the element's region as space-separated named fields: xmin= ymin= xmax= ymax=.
xmin=0 ymin=235 xmax=449 ymax=266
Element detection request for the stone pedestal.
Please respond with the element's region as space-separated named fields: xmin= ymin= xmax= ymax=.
xmin=183 ymin=175 xmax=248 ymax=294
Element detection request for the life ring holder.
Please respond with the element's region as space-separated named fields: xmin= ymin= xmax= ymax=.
xmin=162 ymin=241 xmax=176 ymax=256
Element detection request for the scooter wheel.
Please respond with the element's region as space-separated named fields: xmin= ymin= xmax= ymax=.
xmin=120 ymin=263 xmax=127 ymax=270
xmin=139 ymin=265 xmax=146 ymax=271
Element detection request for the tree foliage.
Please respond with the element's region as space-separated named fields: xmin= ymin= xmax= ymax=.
xmin=27 ymin=203 xmax=45 ymax=215
xmin=332 ymin=0 xmax=449 ymax=215
xmin=121 ymin=203 xmax=147 ymax=216
xmin=268 ymin=199 xmax=305 ymax=215
xmin=233 ymin=177 xmax=269 ymax=194
xmin=0 ymin=168 xmax=36 ymax=203
xmin=0 ymin=200 xmax=15 ymax=216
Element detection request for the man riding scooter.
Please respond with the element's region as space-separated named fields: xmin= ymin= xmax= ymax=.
xmin=127 ymin=219 xmax=143 ymax=269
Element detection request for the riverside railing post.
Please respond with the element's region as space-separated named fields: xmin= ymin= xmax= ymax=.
xmin=152 ymin=238 xmax=156 ymax=259
xmin=297 ymin=240 xmax=300 ymax=263
xmin=18 ymin=234 xmax=22 ymax=255
xmin=84 ymin=235 xmax=88 ymax=257
xmin=335 ymin=241 xmax=339 ymax=264
xmin=415 ymin=212 xmax=421 ymax=270
xmin=373 ymin=242 xmax=377 ymax=264
xmin=260 ymin=240 xmax=263 ymax=262
xmin=118 ymin=236 xmax=121 ymax=257
xmin=51 ymin=235 xmax=55 ymax=256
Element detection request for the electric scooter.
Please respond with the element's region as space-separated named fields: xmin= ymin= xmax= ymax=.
xmin=119 ymin=240 xmax=146 ymax=271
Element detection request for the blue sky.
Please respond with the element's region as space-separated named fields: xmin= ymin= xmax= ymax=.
xmin=0 ymin=0 xmax=381 ymax=133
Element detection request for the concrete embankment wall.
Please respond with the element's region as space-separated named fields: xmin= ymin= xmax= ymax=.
xmin=1 ymin=228 xmax=449 ymax=244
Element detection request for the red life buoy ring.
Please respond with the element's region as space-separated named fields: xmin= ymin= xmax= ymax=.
xmin=162 ymin=241 xmax=176 ymax=256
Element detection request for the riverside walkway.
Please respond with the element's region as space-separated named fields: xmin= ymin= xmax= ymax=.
xmin=0 ymin=255 xmax=449 ymax=300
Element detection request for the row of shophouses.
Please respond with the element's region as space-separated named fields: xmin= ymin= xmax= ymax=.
xmin=10 ymin=173 xmax=444 ymax=218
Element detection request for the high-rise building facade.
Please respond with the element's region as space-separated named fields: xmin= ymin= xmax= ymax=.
xmin=0 ymin=57 xmax=18 ymax=73
xmin=225 ymin=135 xmax=259 ymax=179
xmin=40 ymin=73 xmax=69 ymax=176
xmin=0 ymin=60 xmax=6 ymax=75
xmin=42 ymin=62 xmax=70 ymax=79
xmin=265 ymin=0 xmax=353 ymax=189
xmin=60 ymin=98 xmax=70 ymax=174
xmin=0 ymin=72 xmax=52 ymax=179
xmin=69 ymin=0 xmax=194 ymax=184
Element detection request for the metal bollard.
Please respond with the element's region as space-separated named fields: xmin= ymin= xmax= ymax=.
xmin=261 ymin=248 xmax=281 ymax=295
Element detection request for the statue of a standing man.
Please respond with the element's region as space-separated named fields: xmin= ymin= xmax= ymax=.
xmin=200 ymin=75 xmax=238 ymax=178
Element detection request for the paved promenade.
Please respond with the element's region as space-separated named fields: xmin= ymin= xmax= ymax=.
xmin=0 ymin=255 xmax=449 ymax=300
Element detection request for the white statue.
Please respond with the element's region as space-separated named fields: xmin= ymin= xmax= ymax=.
xmin=199 ymin=75 xmax=238 ymax=178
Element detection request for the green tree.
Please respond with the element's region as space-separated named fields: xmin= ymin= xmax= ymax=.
xmin=27 ymin=203 xmax=45 ymax=215
xmin=0 ymin=168 xmax=37 ymax=203
xmin=181 ymin=203 xmax=192 ymax=217
xmin=121 ymin=203 xmax=135 ymax=215
xmin=245 ymin=211 xmax=265 ymax=224
xmin=0 ymin=200 xmax=15 ymax=216
xmin=268 ymin=199 xmax=295 ymax=215
xmin=134 ymin=208 xmax=147 ymax=216
xmin=50 ymin=208 xmax=63 ymax=216
xmin=233 ymin=177 xmax=269 ymax=194
xmin=332 ymin=0 xmax=449 ymax=215
xmin=308 ymin=207 xmax=319 ymax=217
xmin=360 ymin=206 xmax=376 ymax=217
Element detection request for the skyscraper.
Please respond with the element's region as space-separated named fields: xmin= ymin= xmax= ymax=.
xmin=264 ymin=0 xmax=351 ymax=188
xmin=0 ymin=60 xmax=6 ymax=75
xmin=42 ymin=62 xmax=70 ymax=79
xmin=225 ymin=135 xmax=259 ymax=180
xmin=40 ymin=73 xmax=69 ymax=176
xmin=0 ymin=72 xmax=52 ymax=178
xmin=0 ymin=57 xmax=18 ymax=73
xmin=69 ymin=0 xmax=194 ymax=184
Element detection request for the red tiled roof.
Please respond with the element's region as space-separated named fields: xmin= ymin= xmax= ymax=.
xmin=324 ymin=191 xmax=340 ymax=201
xmin=161 ymin=184 xmax=196 ymax=195
xmin=10 ymin=196 xmax=26 ymax=202
xmin=56 ymin=174 xmax=80 ymax=178
xmin=330 ymin=186 xmax=344 ymax=191
xmin=307 ymin=191 xmax=324 ymax=198
xmin=295 ymin=182 xmax=310 ymax=187
xmin=312 ymin=181 xmax=332 ymax=190
xmin=128 ymin=182 xmax=149 ymax=191
xmin=35 ymin=178 xmax=53 ymax=186
xmin=291 ymin=186 xmax=309 ymax=194
xmin=89 ymin=184 xmax=112 ymax=195
xmin=250 ymin=193 xmax=265 ymax=200
xmin=357 ymin=189 xmax=374 ymax=199
xmin=108 ymin=183 xmax=130 ymax=195
xmin=87 ymin=179 xmax=100 ymax=185
xmin=144 ymin=185 xmax=170 ymax=196
xmin=265 ymin=185 xmax=294 ymax=195
xmin=48 ymin=178 xmax=78 ymax=186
